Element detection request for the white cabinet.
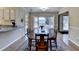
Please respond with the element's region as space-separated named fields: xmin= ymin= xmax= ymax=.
xmin=0 ymin=8 xmax=15 ymax=20
xmin=4 ymin=9 xmax=9 ymax=20
xmin=10 ymin=9 xmax=15 ymax=20
xmin=0 ymin=9 xmax=3 ymax=20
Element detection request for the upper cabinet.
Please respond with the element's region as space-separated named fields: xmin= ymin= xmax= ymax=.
xmin=0 ymin=9 xmax=3 ymax=20
xmin=0 ymin=8 xmax=15 ymax=20
xmin=10 ymin=9 xmax=15 ymax=20
xmin=4 ymin=8 xmax=9 ymax=20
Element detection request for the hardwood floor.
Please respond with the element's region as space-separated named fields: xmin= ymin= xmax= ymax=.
xmin=24 ymin=33 xmax=73 ymax=51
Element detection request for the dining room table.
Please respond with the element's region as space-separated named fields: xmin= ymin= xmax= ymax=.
xmin=35 ymin=28 xmax=49 ymax=51
xmin=27 ymin=27 xmax=55 ymax=51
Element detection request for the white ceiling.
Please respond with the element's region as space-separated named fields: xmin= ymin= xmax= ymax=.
xmin=24 ymin=7 xmax=63 ymax=12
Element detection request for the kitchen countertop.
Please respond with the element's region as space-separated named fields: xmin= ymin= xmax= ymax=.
xmin=0 ymin=25 xmax=24 ymax=32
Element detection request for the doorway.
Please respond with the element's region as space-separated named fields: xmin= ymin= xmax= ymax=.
xmin=58 ymin=12 xmax=69 ymax=34
xmin=58 ymin=12 xmax=69 ymax=45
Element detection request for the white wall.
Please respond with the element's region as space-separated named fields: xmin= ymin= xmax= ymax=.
xmin=15 ymin=7 xmax=26 ymax=27
xmin=59 ymin=7 xmax=79 ymax=46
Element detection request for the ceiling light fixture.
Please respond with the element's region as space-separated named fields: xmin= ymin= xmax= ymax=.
xmin=39 ymin=7 xmax=48 ymax=11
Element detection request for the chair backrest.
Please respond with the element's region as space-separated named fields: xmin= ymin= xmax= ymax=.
xmin=44 ymin=34 xmax=49 ymax=41
xmin=35 ymin=34 xmax=40 ymax=42
xmin=53 ymin=29 xmax=57 ymax=39
xmin=35 ymin=34 xmax=49 ymax=40
xmin=49 ymin=29 xmax=57 ymax=39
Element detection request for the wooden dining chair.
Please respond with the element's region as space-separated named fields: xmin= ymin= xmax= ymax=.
xmin=44 ymin=34 xmax=49 ymax=50
xmin=28 ymin=37 xmax=36 ymax=51
xmin=49 ymin=29 xmax=57 ymax=51
xmin=28 ymin=37 xmax=32 ymax=51
xmin=27 ymin=30 xmax=36 ymax=51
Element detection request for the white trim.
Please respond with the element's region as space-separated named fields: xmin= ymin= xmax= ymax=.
xmin=0 ymin=34 xmax=25 ymax=51
xmin=70 ymin=39 xmax=79 ymax=47
xmin=59 ymin=7 xmax=65 ymax=12
xmin=22 ymin=7 xmax=29 ymax=12
xmin=69 ymin=26 xmax=79 ymax=47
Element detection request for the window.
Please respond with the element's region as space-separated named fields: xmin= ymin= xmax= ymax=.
xmin=33 ymin=16 xmax=54 ymax=29
xmin=34 ymin=17 xmax=38 ymax=28
xmin=63 ymin=16 xmax=69 ymax=30
xmin=38 ymin=17 xmax=46 ymax=26
xmin=49 ymin=17 xmax=54 ymax=29
xmin=25 ymin=15 xmax=28 ymax=29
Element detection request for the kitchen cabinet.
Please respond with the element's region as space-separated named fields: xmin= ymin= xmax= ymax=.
xmin=4 ymin=9 xmax=9 ymax=20
xmin=0 ymin=9 xmax=3 ymax=20
xmin=0 ymin=8 xmax=15 ymax=20
xmin=10 ymin=9 xmax=15 ymax=20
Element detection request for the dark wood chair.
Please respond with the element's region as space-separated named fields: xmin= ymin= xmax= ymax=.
xmin=27 ymin=30 xmax=36 ymax=51
xmin=28 ymin=37 xmax=32 ymax=51
xmin=28 ymin=37 xmax=36 ymax=51
xmin=49 ymin=29 xmax=57 ymax=51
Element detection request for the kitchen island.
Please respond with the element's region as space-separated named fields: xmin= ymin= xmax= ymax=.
xmin=0 ymin=26 xmax=20 ymax=32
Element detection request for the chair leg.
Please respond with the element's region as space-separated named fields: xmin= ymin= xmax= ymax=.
xmin=50 ymin=40 xmax=52 ymax=51
xmin=29 ymin=39 xmax=31 ymax=51
xmin=50 ymin=39 xmax=57 ymax=51
xmin=35 ymin=39 xmax=37 ymax=51
xmin=55 ymin=40 xmax=57 ymax=48
xmin=29 ymin=44 xmax=31 ymax=51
